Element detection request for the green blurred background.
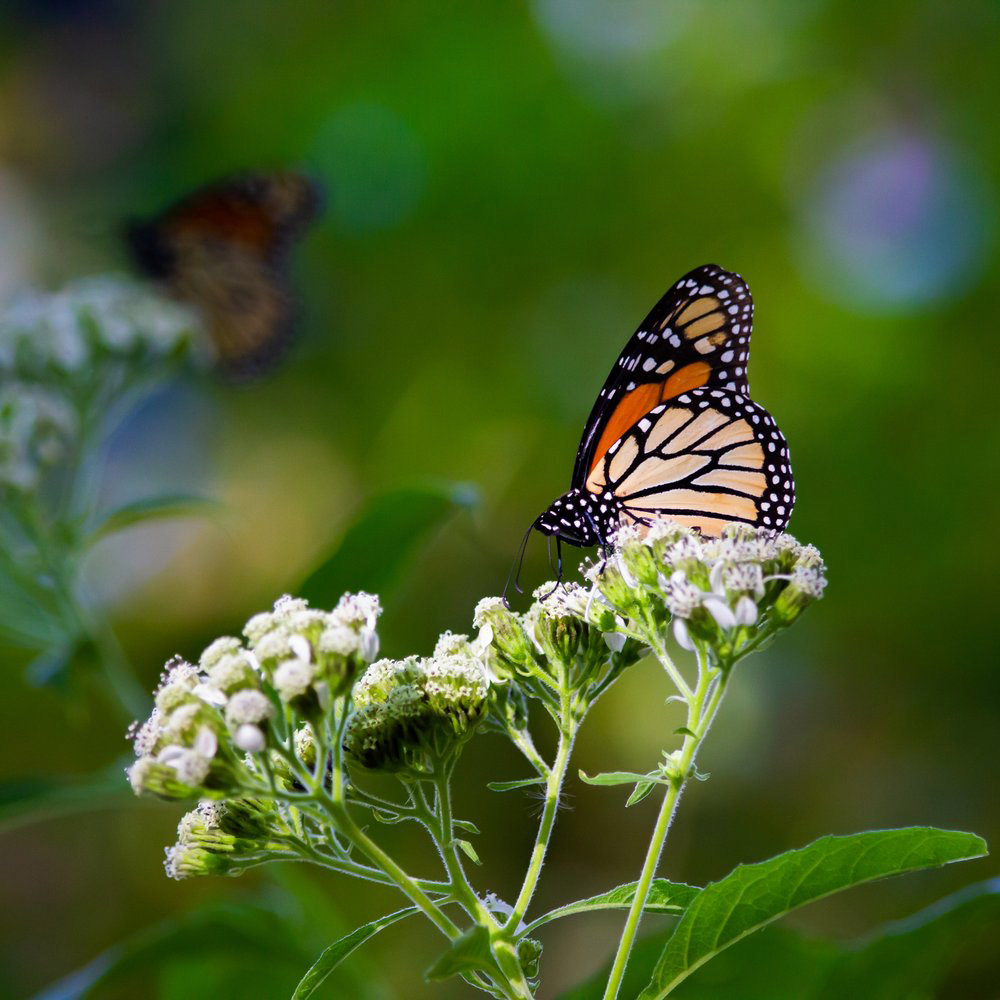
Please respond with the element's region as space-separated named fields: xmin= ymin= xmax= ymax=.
xmin=1 ymin=1 xmax=999 ymax=997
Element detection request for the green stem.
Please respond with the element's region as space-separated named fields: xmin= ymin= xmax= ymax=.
xmin=323 ymin=712 xmax=460 ymax=943
xmin=601 ymin=650 xmax=728 ymax=1000
xmin=431 ymin=767 xmax=535 ymax=1000
xmin=505 ymin=716 xmax=576 ymax=931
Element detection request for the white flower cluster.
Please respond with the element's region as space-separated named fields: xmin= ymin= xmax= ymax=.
xmin=590 ymin=521 xmax=826 ymax=657
xmin=0 ymin=275 xmax=200 ymax=376
xmin=476 ymin=521 xmax=826 ymax=678
xmin=127 ymin=593 xmax=382 ymax=799
xmin=0 ymin=382 xmax=77 ymax=490
xmin=245 ymin=592 xmax=381 ymax=707
xmin=0 ymin=275 xmax=202 ymax=493
xmin=344 ymin=633 xmax=490 ymax=771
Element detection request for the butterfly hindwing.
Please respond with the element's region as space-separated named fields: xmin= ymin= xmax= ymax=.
xmin=126 ymin=170 xmax=321 ymax=379
xmin=586 ymin=387 xmax=794 ymax=535
xmin=572 ymin=264 xmax=754 ymax=487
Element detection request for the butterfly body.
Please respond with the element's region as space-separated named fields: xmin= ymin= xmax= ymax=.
xmin=534 ymin=265 xmax=794 ymax=549
xmin=126 ymin=170 xmax=321 ymax=379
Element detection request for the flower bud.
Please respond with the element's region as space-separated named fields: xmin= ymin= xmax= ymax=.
xmin=473 ymin=597 xmax=535 ymax=668
xmin=128 ymin=757 xmax=203 ymax=800
xmin=773 ymin=564 xmax=827 ymax=624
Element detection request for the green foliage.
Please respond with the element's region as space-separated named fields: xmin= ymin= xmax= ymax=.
xmin=424 ymin=925 xmax=495 ymax=982
xmin=292 ymin=907 xmax=417 ymax=999
xmin=299 ymin=483 xmax=478 ymax=609
xmin=0 ymin=760 xmax=133 ymax=834
xmin=88 ymin=493 xmax=221 ymax=543
xmin=560 ymin=880 xmax=1000 ymax=1000
xmin=524 ymin=880 xmax=700 ymax=935
xmin=35 ymin=898 xmax=321 ymax=1000
xmin=637 ymin=828 xmax=988 ymax=998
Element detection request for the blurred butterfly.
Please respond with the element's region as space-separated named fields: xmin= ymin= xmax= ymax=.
xmin=126 ymin=170 xmax=321 ymax=379
xmin=529 ymin=264 xmax=794 ymax=570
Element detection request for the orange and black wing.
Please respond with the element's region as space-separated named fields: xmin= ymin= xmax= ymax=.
xmin=588 ymin=387 xmax=794 ymax=535
xmin=571 ymin=264 xmax=754 ymax=489
xmin=126 ymin=171 xmax=321 ymax=379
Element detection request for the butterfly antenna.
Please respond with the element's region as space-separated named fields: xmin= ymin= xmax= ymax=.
xmin=502 ymin=523 xmax=534 ymax=608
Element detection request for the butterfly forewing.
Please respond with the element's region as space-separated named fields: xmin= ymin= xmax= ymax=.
xmin=572 ymin=264 xmax=754 ymax=487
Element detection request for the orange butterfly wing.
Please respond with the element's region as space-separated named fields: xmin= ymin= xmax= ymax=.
xmin=126 ymin=171 xmax=321 ymax=378
xmin=572 ymin=264 xmax=754 ymax=487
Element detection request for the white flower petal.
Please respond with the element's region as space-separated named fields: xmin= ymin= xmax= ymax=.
xmin=734 ymin=595 xmax=758 ymax=626
xmin=194 ymin=725 xmax=218 ymax=758
xmin=234 ymin=724 xmax=266 ymax=753
xmin=289 ymin=634 xmax=312 ymax=662
xmin=192 ymin=683 xmax=227 ymax=707
xmin=673 ymin=617 xmax=695 ymax=651
xmin=603 ymin=631 xmax=627 ymax=652
xmin=703 ymin=596 xmax=737 ymax=630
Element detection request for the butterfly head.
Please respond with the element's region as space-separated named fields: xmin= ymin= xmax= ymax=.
xmin=533 ymin=488 xmax=620 ymax=549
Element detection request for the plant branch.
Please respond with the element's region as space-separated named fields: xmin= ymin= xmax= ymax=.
xmin=601 ymin=645 xmax=728 ymax=1000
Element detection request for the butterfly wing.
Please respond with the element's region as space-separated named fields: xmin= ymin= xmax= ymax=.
xmin=587 ymin=387 xmax=794 ymax=534
xmin=126 ymin=171 xmax=321 ymax=378
xmin=167 ymin=239 xmax=297 ymax=379
xmin=572 ymin=264 xmax=754 ymax=488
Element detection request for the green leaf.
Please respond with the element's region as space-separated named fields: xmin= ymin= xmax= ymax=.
xmin=24 ymin=641 xmax=78 ymax=688
xmin=488 ymin=777 xmax=546 ymax=792
xmin=454 ymin=818 xmax=481 ymax=835
xmin=0 ymin=759 xmax=134 ymax=833
xmin=292 ymin=908 xmax=418 ymax=998
xmin=638 ymin=826 xmax=988 ymax=999
xmin=559 ymin=878 xmax=1000 ymax=1000
xmin=525 ymin=879 xmax=700 ymax=934
xmin=0 ymin=567 xmax=67 ymax=648
xmin=425 ymin=924 xmax=494 ymax=982
xmin=36 ymin=898 xmax=316 ymax=999
xmin=90 ymin=492 xmax=221 ymax=541
xmin=578 ymin=769 xmax=665 ymax=787
xmin=626 ymin=780 xmax=657 ymax=807
xmin=814 ymin=877 xmax=1000 ymax=1000
xmin=299 ymin=483 xmax=478 ymax=608
xmin=456 ymin=839 xmax=482 ymax=865
xmin=673 ymin=727 xmax=696 ymax=738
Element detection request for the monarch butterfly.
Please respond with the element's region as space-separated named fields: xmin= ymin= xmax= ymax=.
xmin=532 ymin=264 xmax=794 ymax=560
xmin=125 ymin=170 xmax=321 ymax=379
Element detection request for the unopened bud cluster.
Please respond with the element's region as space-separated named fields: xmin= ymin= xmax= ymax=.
xmin=344 ymin=633 xmax=490 ymax=772
xmin=163 ymin=798 xmax=285 ymax=879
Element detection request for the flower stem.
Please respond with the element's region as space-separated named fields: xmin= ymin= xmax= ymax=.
xmin=432 ymin=767 xmax=535 ymax=1000
xmin=323 ymin=713 xmax=460 ymax=942
xmin=601 ymin=652 xmax=728 ymax=1000
xmin=505 ymin=715 xmax=576 ymax=931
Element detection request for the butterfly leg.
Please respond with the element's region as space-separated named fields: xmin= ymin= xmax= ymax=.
xmin=537 ymin=536 xmax=565 ymax=602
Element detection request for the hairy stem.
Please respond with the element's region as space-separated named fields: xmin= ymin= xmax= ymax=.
xmin=432 ymin=767 xmax=535 ymax=1000
xmin=602 ymin=649 xmax=728 ymax=1000
xmin=505 ymin=713 xmax=576 ymax=931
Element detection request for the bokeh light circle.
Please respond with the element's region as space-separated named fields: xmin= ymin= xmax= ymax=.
xmin=310 ymin=102 xmax=427 ymax=234
xmin=795 ymin=129 xmax=993 ymax=311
